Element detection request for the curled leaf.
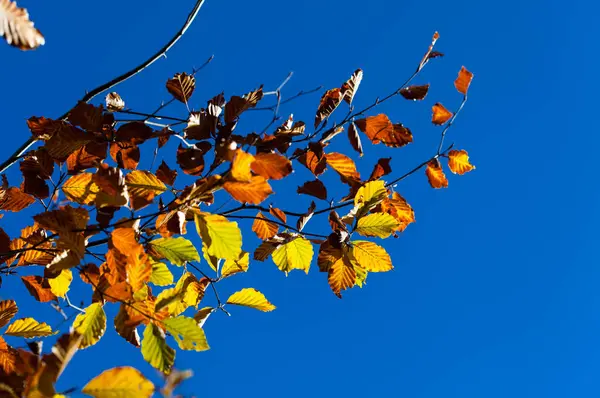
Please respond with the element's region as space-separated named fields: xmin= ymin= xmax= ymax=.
xmin=0 ymin=0 xmax=44 ymax=50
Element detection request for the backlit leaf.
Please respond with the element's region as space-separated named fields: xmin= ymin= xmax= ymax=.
xmin=162 ymin=316 xmax=209 ymax=351
xmin=328 ymin=255 xmax=355 ymax=298
xmin=166 ymin=73 xmax=195 ymax=103
xmin=61 ymin=173 xmax=99 ymax=205
xmin=126 ymin=249 xmax=152 ymax=292
xmin=21 ymin=276 xmax=57 ymax=302
xmin=5 ymin=317 xmax=55 ymax=338
xmin=176 ymin=145 xmax=205 ymax=176
xmin=340 ymin=68 xmax=363 ymax=105
xmin=156 ymin=161 xmax=177 ymax=186
xmin=105 ymin=92 xmax=125 ymax=112
xmin=125 ymin=170 xmax=167 ymax=210
xmin=221 ymin=251 xmax=250 ymax=278
xmin=251 ymin=153 xmax=292 ymax=180
xmin=368 ymin=158 xmax=392 ymax=181
xmin=431 ymin=103 xmax=453 ymax=125
xmin=72 ymin=302 xmax=106 ymax=348
xmin=447 ymin=149 xmax=475 ymax=175
xmin=0 ymin=300 xmax=17 ymax=328
xmin=82 ymin=366 xmax=154 ymax=398
xmin=195 ymin=213 xmax=242 ymax=260
xmin=379 ymin=192 xmax=415 ymax=232
xmin=296 ymin=148 xmax=326 ymax=177
xmin=355 ymin=212 xmax=400 ymax=238
xmin=352 ymin=240 xmax=393 ymax=272
xmin=325 ymin=153 xmax=361 ymax=186
xmin=226 ymin=288 xmax=275 ymax=312
xmin=149 ymin=237 xmax=200 ymax=266
xmin=0 ymin=0 xmax=45 ymax=50
xmin=354 ymin=180 xmax=388 ymax=212
xmin=297 ymin=179 xmax=328 ymax=201
xmin=425 ymin=158 xmax=448 ymax=188
xmin=230 ymin=149 xmax=255 ymax=182
xmin=252 ymin=212 xmax=278 ymax=240
xmin=400 ymin=84 xmax=430 ymax=101
xmin=0 ymin=186 xmax=34 ymax=212
xmin=141 ymin=323 xmax=175 ymax=374
xmin=347 ymin=122 xmax=363 ymax=156
xmin=48 ymin=269 xmax=72 ymax=298
xmin=454 ymin=66 xmax=474 ymax=95
xmin=418 ymin=31 xmax=441 ymax=71
xmin=150 ymin=261 xmax=174 ymax=286
xmin=355 ymin=114 xmax=413 ymax=148
xmin=272 ymin=237 xmax=313 ymax=274
xmin=269 ymin=206 xmax=287 ymax=223
xmin=315 ymin=88 xmax=342 ymax=128
xmin=223 ymin=175 xmax=273 ymax=205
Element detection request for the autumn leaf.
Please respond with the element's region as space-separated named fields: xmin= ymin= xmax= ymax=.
xmin=0 ymin=0 xmax=45 ymax=50
xmin=72 ymin=302 xmax=106 ymax=348
xmin=328 ymin=255 xmax=356 ymax=298
xmin=340 ymin=68 xmax=363 ymax=105
xmin=156 ymin=161 xmax=177 ymax=186
xmin=150 ymin=261 xmax=174 ymax=286
xmin=425 ymin=158 xmax=448 ymax=188
xmin=105 ymin=92 xmax=125 ymax=112
xmin=176 ymin=145 xmax=205 ymax=176
xmin=225 ymin=86 xmax=264 ymax=124
xmin=252 ymin=212 xmax=278 ymax=240
xmin=368 ymin=158 xmax=392 ymax=181
xmin=162 ymin=316 xmax=209 ymax=352
xmin=251 ymin=152 xmax=292 ymax=180
xmin=315 ymin=88 xmax=343 ymax=128
xmin=400 ymin=84 xmax=430 ymax=101
xmin=379 ymin=192 xmax=415 ymax=232
xmin=354 ymin=180 xmax=388 ymax=218
xmin=230 ymin=149 xmax=255 ymax=182
xmin=0 ymin=300 xmax=18 ymax=328
xmin=166 ymin=73 xmax=195 ymax=103
xmin=21 ymin=275 xmax=57 ymax=302
xmin=297 ymin=179 xmax=328 ymax=201
xmin=325 ymin=152 xmax=361 ymax=186
xmin=355 ymin=212 xmax=400 ymax=238
xmin=432 ymin=103 xmax=453 ymax=125
xmin=149 ymin=237 xmax=200 ymax=266
xmin=447 ymin=149 xmax=475 ymax=175
xmin=347 ymin=122 xmax=363 ymax=156
xmin=355 ymin=114 xmax=413 ymax=148
xmin=82 ymin=366 xmax=154 ymax=398
xmin=226 ymin=288 xmax=276 ymax=312
xmin=223 ymin=175 xmax=273 ymax=205
xmin=221 ymin=251 xmax=250 ymax=278
xmin=61 ymin=173 xmax=99 ymax=205
xmin=194 ymin=213 xmax=242 ymax=260
xmin=126 ymin=170 xmax=167 ymax=210
xmin=418 ymin=31 xmax=442 ymax=71
xmin=5 ymin=317 xmax=55 ymax=338
xmin=272 ymin=236 xmax=313 ymax=274
xmin=296 ymin=148 xmax=327 ymax=177
xmin=352 ymin=240 xmax=393 ymax=272
xmin=454 ymin=66 xmax=474 ymax=95
xmin=126 ymin=250 xmax=153 ymax=292
xmin=142 ymin=323 xmax=175 ymax=374
xmin=0 ymin=186 xmax=35 ymax=212
xmin=269 ymin=206 xmax=287 ymax=224
xmin=48 ymin=269 xmax=73 ymax=298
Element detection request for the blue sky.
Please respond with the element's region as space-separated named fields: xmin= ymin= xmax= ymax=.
xmin=1 ymin=0 xmax=598 ymax=397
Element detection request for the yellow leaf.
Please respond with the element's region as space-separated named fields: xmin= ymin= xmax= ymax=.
xmin=162 ymin=316 xmax=210 ymax=351
xmin=194 ymin=213 xmax=242 ymax=260
xmin=355 ymin=213 xmax=400 ymax=238
xmin=72 ymin=302 xmax=106 ymax=348
xmin=82 ymin=366 xmax=154 ymax=398
xmin=5 ymin=318 xmax=55 ymax=338
xmin=251 ymin=212 xmax=278 ymax=240
xmin=447 ymin=149 xmax=475 ymax=175
xmin=141 ymin=323 xmax=175 ymax=374
xmin=226 ymin=288 xmax=275 ymax=312
xmin=61 ymin=173 xmax=99 ymax=205
xmin=271 ymin=237 xmax=313 ymax=274
xmin=328 ymin=255 xmax=356 ymax=298
xmin=48 ymin=269 xmax=73 ymax=298
xmin=201 ymin=243 xmax=219 ymax=272
xmin=149 ymin=237 xmax=200 ymax=266
xmin=155 ymin=273 xmax=207 ymax=316
xmin=0 ymin=300 xmax=18 ymax=328
xmin=150 ymin=261 xmax=174 ymax=286
xmin=125 ymin=170 xmax=167 ymax=210
xmin=126 ymin=249 xmax=153 ymax=293
xmin=354 ymin=180 xmax=388 ymax=219
xmin=230 ymin=149 xmax=255 ymax=182
xmin=221 ymin=251 xmax=249 ymax=278
xmin=351 ymin=240 xmax=393 ymax=272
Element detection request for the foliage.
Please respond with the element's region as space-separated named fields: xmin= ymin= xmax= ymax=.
xmin=0 ymin=4 xmax=476 ymax=395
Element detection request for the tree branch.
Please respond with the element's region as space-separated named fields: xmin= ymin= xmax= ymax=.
xmin=0 ymin=0 xmax=209 ymax=174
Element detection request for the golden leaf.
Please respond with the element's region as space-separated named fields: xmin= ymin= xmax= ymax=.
xmin=351 ymin=240 xmax=393 ymax=272
xmin=0 ymin=300 xmax=18 ymax=328
xmin=425 ymin=158 xmax=448 ymax=188
xmin=447 ymin=149 xmax=475 ymax=175
xmin=328 ymin=255 xmax=356 ymax=298
xmin=271 ymin=237 xmax=313 ymax=274
xmin=432 ymin=103 xmax=453 ymax=125
xmin=251 ymin=212 xmax=278 ymax=240
xmin=82 ymin=366 xmax=154 ymax=398
xmin=251 ymin=153 xmax=292 ymax=180
xmin=61 ymin=173 xmax=99 ymax=205
xmin=454 ymin=66 xmax=474 ymax=95
xmin=226 ymin=288 xmax=276 ymax=312
xmin=223 ymin=175 xmax=273 ymax=204
xmin=5 ymin=318 xmax=55 ymax=338
xmin=354 ymin=213 xmax=400 ymax=238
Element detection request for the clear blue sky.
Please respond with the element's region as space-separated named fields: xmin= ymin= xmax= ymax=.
xmin=1 ymin=0 xmax=598 ymax=397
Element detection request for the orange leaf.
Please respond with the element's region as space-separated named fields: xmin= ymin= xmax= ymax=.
xmin=111 ymin=227 xmax=141 ymax=255
xmin=340 ymin=68 xmax=363 ymax=105
xmin=431 ymin=103 xmax=453 ymax=125
xmin=297 ymin=180 xmax=328 ymax=201
xmin=0 ymin=336 xmax=17 ymax=374
xmin=325 ymin=153 xmax=361 ymax=186
xmin=314 ymin=88 xmax=343 ymax=128
xmin=425 ymin=159 xmax=448 ymax=189
xmin=354 ymin=114 xmax=413 ymax=147
xmin=379 ymin=192 xmax=415 ymax=232
xmin=296 ymin=149 xmax=326 ymax=177
xmin=328 ymin=255 xmax=356 ymax=298
xmin=231 ymin=149 xmax=255 ymax=182
xmin=448 ymin=149 xmax=475 ymax=175
xmin=166 ymin=73 xmax=196 ymax=103
xmin=110 ymin=142 xmax=140 ymax=170
xmin=252 ymin=212 xmax=279 ymax=240
xmin=400 ymin=84 xmax=430 ymax=101
xmin=223 ymin=175 xmax=273 ymax=205
xmin=418 ymin=31 xmax=442 ymax=72
xmin=269 ymin=206 xmax=287 ymax=224
xmin=21 ymin=276 xmax=57 ymax=302
xmin=454 ymin=66 xmax=474 ymax=95
xmin=251 ymin=153 xmax=292 ymax=180
xmin=156 ymin=211 xmax=187 ymax=238
xmin=0 ymin=186 xmax=34 ymax=212
xmin=0 ymin=300 xmax=18 ymax=328
xmin=44 ymin=124 xmax=90 ymax=162
xmin=126 ymin=249 xmax=152 ymax=292
xmin=67 ymin=141 xmax=107 ymax=174
xmin=368 ymin=158 xmax=392 ymax=181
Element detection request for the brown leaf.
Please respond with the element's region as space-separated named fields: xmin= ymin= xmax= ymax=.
xmin=105 ymin=92 xmax=125 ymax=111
xmin=177 ymin=145 xmax=205 ymax=176
xmin=340 ymin=68 xmax=363 ymax=105
xmin=166 ymin=73 xmax=196 ymax=103
xmin=67 ymin=141 xmax=107 ymax=174
xmin=93 ymin=164 xmax=129 ymax=208
xmin=79 ymin=263 xmax=101 ymax=286
xmin=20 ymin=156 xmax=49 ymax=199
xmin=21 ymin=276 xmax=57 ymax=302
xmin=400 ymin=84 xmax=430 ymax=101
xmin=328 ymin=211 xmax=347 ymax=234
xmin=454 ymin=66 xmax=474 ymax=95
xmin=0 ymin=186 xmax=35 ymax=212
xmin=347 ymin=122 xmax=363 ymax=156
xmin=447 ymin=149 xmax=475 ymax=175
xmin=296 ymin=148 xmax=327 ymax=177
xmin=296 ymin=201 xmax=316 ymax=232
xmin=253 ymin=239 xmax=280 ymax=262
xmin=314 ymin=88 xmax=342 ymax=128
xmin=269 ymin=206 xmax=287 ymax=224
xmin=0 ymin=300 xmax=17 ymax=328
xmin=368 ymin=158 xmax=392 ymax=181
xmin=110 ymin=142 xmax=140 ymax=170
xmin=67 ymin=102 xmax=104 ymax=133
xmin=44 ymin=124 xmax=90 ymax=161
xmin=252 ymin=212 xmax=279 ymax=240
xmin=378 ymin=191 xmax=415 ymax=232
xmin=251 ymin=153 xmax=292 ymax=180
xmin=418 ymin=31 xmax=442 ymax=72
xmin=0 ymin=0 xmax=44 ymax=50
xmin=156 ymin=211 xmax=187 ymax=238
xmin=156 ymin=161 xmax=177 ymax=186
xmin=223 ymin=175 xmax=273 ymax=205
xmin=225 ymin=86 xmax=264 ymax=124
xmin=355 ymin=114 xmax=413 ymax=147
xmin=115 ymin=122 xmax=153 ymax=144
xmin=185 ymin=111 xmax=212 ymax=140
xmin=432 ymin=103 xmax=453 ymax=125
xmin=27 ymin=116 xmax=62 ymax=140
xmin=425 ymin=158 xmax=448 ymax=188
xmin=297 ymin=180 xmax=327 ymax=201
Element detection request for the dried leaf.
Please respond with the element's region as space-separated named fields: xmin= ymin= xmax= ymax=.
xmin=297 ymin=180 xmax=327 ymax=200
xmin=400 ymin=84 xmax=430 ymax=101
xmin=425 ymin=158 xmax=448 ymax=188
xmin=252 ymin=212 xmax=279 ymax=240
xmin=454 ymin=66 xmax=474 ymax=95
xmin=21 ymin=276 xmax=57 ymax=302
xmin=156 ymin=161 xmax=177 ymax=186
xmin=325 ymin=152 xmax=361 ymax=186
xmin=432 ymin=103 xmax=453 ymax=125
xmin=125 ymin=170 xmax=167 ymax=210
xmin=340 ymin=69 xmax=363 ymax=105
xmin=251 ymin=153 xmax=292 ymax=180
xmin=105 ymin=92 xmax=125 ymax=112
xmin=223 ymin=175 xmax=273 ymax=205
xmin=166 ymin=73 xmax=196 ymax=103
xmin=176 ymin=145 xmax=205 ymax=176
xmin=368 ymin=158 xmax=392 ymax=181
xmin=355 ymin=114 xmax=413 ymax=147
xmin=269 ymin=206 xmax=286 ymax=224
xmin=447 ymin=149 xmax=475 ymax=175
xmin=296 ymin=148 xmax=327 ymax=177
xmin=347 ymin=122 xmax=363 ymax=156
xmin=0 ymin=0 xmax=44 ymax=50
xmin=314 ymin=88 xmax=342 ymax=128
xmin=418 ymin=31 xmax=441 ymax=71
xmin=296 ymin=201 xmax=316 ymax=232
xmin=0 ymin=300 xmax=18 ymax=328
